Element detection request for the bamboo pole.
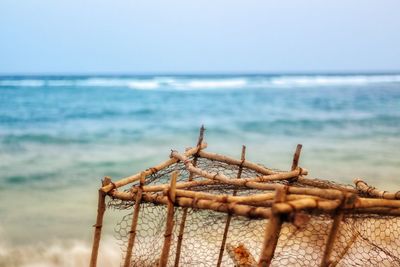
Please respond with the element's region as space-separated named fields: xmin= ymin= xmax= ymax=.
xmin=126 ymin=178 xmax=343 ymax=200
xmin=116 ymin=189 xmax=321 ymax=206
xmin=217 ymin=145 xmax=246 ymax=267
xmin=258 ymin=187 xmax=287 ymax=267
xmin=159 ymin=171 xmax=178 ymax=267
xmin=90 ymin=177 xmax=110 ymax=267
xmin=111 ymin=189 xmax=400 ymax=218
xmin=101 ymin=143 xmax=207 ymax=193
xmin=174 ymin=125 xmax=205 ymax=267
xmin=273 ymin=198 xmax=341 ymax=214
xmin=354 ymin=178 xmax=400 ymax=200
xmin=135 ymin=192 xmax=272 ymax=219
xmin=123 ymin=172 xmax=146 ymax=267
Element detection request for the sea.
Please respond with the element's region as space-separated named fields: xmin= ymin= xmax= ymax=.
xmin=0 ymin=74 xmax=400 ymax=266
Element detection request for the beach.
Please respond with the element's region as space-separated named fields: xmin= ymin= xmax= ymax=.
xmin=1 ymin=74 xmax=400 ymax=266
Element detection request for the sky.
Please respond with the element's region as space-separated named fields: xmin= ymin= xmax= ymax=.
xmin=0 ymin=0 xmax=400 ymax=74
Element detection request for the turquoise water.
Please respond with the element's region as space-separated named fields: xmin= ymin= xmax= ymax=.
xmin=1 ymin=74 xmax=400 ymax=266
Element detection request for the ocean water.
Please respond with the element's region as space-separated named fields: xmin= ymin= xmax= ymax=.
xmin=1 ymin=74 xmax=400 ymax=266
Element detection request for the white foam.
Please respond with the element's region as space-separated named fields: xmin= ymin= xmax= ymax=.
xmin=183 ymin=79 xmax=248 ymax=89
xmin=269 ymin=75 xmax=400 ymax=87
xmin=127 ymin=80 xmax=160 ymax=90
xmin=0 ymin=237 xmax=120 ymax=267
xmin=0 ymin=79 xmax=46 ymax=87
xmin=1 ymin=74 xmax=400 ymax=89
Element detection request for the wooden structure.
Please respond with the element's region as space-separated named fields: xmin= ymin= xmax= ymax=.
xmin=90 ymin=127 xmax=400 ymax=267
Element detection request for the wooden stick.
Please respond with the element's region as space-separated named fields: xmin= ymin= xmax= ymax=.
xmin=258 ymin=187 xmax=287 ymax=267
xmin=123 ymin=173 xmax=145 ymax=267
xmin=135 ymin=192 xmax=272 ymax=219
xmin=320 ymin=196 xmax=347 ymax=267
xmin=159 ymin=172 xmax=177 ymax=267
xmin=291 ymin=144 xmax=303 ymax=171
xmin=174 ymin=126 xmax=205 ymax=267
xmin=127 ymin=178 xmax=343 ymax=201
xmin=354 ymin=197 xmax=400 ymax=209
xmin=217 ymin=145 xmax=246 ymax=267
xmin=89 ymin=178 xmax=110 ymax=267
xmin=273 ymin=198 xmax=341 ymax=213
xmin=130 ymin=179 xmax=218 ymax=194
xmin=198 ymin=150 xmax=277 ymax=175
xmin=101 ymin=143 xmax=207 ymax=193
xmin=116 ymin=189 xmax=321 ymax=206
xmin=354 ymin=178 xmax=400 ymax=200
xmin=171 ymin=150 xmax=307 ymax=185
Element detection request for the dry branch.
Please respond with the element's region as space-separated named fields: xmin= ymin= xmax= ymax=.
xmin=90 ymin=178 xmax=109 ymax=267
xmin=354 ymin=178 xmax=400 ymax=199
xmin=258 ymin=187 xmax=287 ymax=267
xmin=123 ymin=173 xmax=145 ymax=267
xmin=101 ymin=142 xmax=207 ymax=193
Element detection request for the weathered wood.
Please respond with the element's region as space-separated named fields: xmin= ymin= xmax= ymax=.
xmin=320 ymin=209 xmax=345 ymax=267
xmin=354 ymin=178 xmax=400 ymax=199
xmin=101 ymin=143 xmax=207 ymax=193
xmin=291 ymin=144 xmax=303 ymax=171
xmin=159 ymin=172 xmax=178 ymax=267
xmin=217 ymin=145 xmax=246 ymax=267
xmin=320 ymin=195 xmax=356 ymax=267
xmin=123 ymin=172 xmax=145 ymax=267
xmin=171 ymin=150 xmax=308 ymax=185
xmin=174 ymin=126 xmax=205 ymax=267
xmin=258 ymin=187 xmax=287 ymax=267
xmin=198 ymin=150 xmax=276 ymax=175
xmin=89 ymin=178 xmax=110 ymax=267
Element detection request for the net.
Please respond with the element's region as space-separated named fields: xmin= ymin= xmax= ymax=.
xmin=90 ymin=131 xmax=400 ymax=267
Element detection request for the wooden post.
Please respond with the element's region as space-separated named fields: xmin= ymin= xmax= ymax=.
xmin=174 ymin=126 xmax=205 ymax=267
xmin=123 ymin=172 xmax=146 ymax=267
xmin=320 ymin=195 xmax=355 ymax=267
xmin=291 ymin=144 xmax=303 ymax=171
xmin=159 ymin=171 xmax=178 ymax=267
xmin=258 ymin=186 xmax=287 ymax=267
xmin=217 ymin=145 xmax=246 ymax=267
xmin=89 ymin=177 xmax=110 ymax=267
xmin=320 ymin=211 xmax=344 ymax=267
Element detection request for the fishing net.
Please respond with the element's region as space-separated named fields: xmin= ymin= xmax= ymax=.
xmin=104 ymin=152 xmax=400 ymax=267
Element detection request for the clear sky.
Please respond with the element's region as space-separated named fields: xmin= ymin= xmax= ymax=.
xmin=0 ymin=0 xmax=399 ymax=74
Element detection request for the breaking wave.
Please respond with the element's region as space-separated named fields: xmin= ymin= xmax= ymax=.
xmin=1 ymin=74 xmax=400 ymax=90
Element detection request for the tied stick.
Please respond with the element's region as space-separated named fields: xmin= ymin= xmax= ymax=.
xmin=290 ymin=144 xmax=303 ymax=184
xmin=320 ymin=195 xmax=356 ymax=267
xmin=174 ymin=126 xmax=205 ymax=267
xmin=123 ymin=172 xmax=146 ymax=267
xmin=291 ymin=144 xmax=303 ymax=171
xmin=217 ymin=145 xmax=246 ymax=267
xmin=159 ymin=171 xmax=177 ymax=267
xmin=258 ymin=187 xmax=287 ymax=267
xmin=89 ymin=177 xmax=110 ymax=267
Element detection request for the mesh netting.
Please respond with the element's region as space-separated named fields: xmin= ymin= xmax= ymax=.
xmin=106 ymin=156 xmax=400 ymax=267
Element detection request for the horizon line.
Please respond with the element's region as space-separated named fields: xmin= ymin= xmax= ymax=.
xmin=1 ymin=70 xmax=400 ymax=77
